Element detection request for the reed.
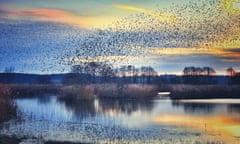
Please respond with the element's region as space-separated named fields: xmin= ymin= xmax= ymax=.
xmin=9 ymin=84 xmax=60 ymax=97
xmin=159 ymin=84 xmax=240 ymax=99
xmin=95 ymin=84 xmax=158 ymax=99
xmin=59 ymin=85 xmax=95 ymax=100
xmin=0 ymin=84 xmax=17 ymax=123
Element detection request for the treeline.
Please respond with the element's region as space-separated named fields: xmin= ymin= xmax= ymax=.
xmin=1 ymin=64 xmax=240 ymax=85
xmin=182 ymin=66 xmax=240 ymax=84
xmin=182 ymin=66 xmax=216 ymax=84
xmin=226 ymin=67 xmax=240 ymax=84
xmin=63 ymin=62 xmax=158 ymax=85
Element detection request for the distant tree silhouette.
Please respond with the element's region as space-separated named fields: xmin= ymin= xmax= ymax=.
xmin=226 ymin=67 xmax=240 ymax=84
xmin=202 ymin=67 xmax=216 ymax=76
xmin=183 ymin=66 xmax=216 ymax=76
xmin=140 ymin=66 xmax=158 ymax=84
xmin=140 ymin=66 xmax=158 ymax=76
xmin=183 ymin=66 xmax=216 ymax=84
xmin=4 ymin=66 xmax=15 ymax=73
xmin=68 ymin=62 xmax=116 ymax=84
xmin=99 ymin=63 xmax=116 ymax=82
xmin=116 ymin=65 xmax=158 ymax=83
xmin=226 ymin=67 xmax=237 ymax=76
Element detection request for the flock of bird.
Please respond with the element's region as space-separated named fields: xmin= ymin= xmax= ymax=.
xmin=66 ymin=0 xmax=239 ymax=70
xmin=0 ymin=0 xmax=239 ymax=73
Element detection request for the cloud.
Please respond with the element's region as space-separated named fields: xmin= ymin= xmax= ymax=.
xmin=114 ymin=4 xmax=177 ymax=23
xmin=1 ymin=0 xmax=240 ymax=73
xmin=147 ymin=47 xmax=240 ymax=63
xmin=147 ymin=48 xmax=217 ymax=55
xmin=2 ymin=8 xmax=115 ymax=28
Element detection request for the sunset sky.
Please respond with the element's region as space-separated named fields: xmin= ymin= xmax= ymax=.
xmin=0 ymin=0 xmax=239 ymax=74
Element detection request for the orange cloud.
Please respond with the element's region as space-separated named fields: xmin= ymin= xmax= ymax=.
xmin=114 ymin=5 xmax=177 ymax=23
xmin=8 ymin=8 xmax=115 ymax=29
xmin=147 ymin=47 xmax=240 ymax=61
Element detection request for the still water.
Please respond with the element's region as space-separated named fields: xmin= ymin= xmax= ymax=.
xmin=1 ymin=95 xmax=240 ymax=143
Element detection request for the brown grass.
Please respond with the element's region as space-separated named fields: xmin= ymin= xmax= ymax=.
xmin=59 ymin=84 xmax=158 ymax=100
xmin=159 ymin=84 xmax=240 ymax=99
xmin=0 ymin=84 xmax=17 ymax=123
xmin=95 ymin=84 xmax=158 ymax=98
xmin=9 ymin=84 xmax=60 ymax=97
xmin=59 ymin=85 xmax=95 ymax=100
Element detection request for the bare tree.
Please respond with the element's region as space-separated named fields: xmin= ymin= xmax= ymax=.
xmin=226 ymin=67 xmax=236 ymax=76
xmin=183 ymin=66 xmax=216 ymax=76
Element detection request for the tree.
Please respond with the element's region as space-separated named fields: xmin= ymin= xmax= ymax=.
xmin=203 ymin=67 xmax=216 ymax=76
xmin=226 ymin=67 xmax=236 ymax=76
xmin=183 ymin=66 xmax=195 ymax=76
xmin=140 ymin=66 xmax=158 ymax=76
xmin=99 ymin=63 xmax=115 ymax=82
xmin=4 ymin=66 xmax=15 ymax=73
xmin=140 ymin=66 xmax=158 ymax=84
xmin=183 ymin=66 xmax=216 ymax=84
xmin=69 ymin=62 xmax=116 ymax=83
xmin=183 ymin=66 xmax=216 ymax=76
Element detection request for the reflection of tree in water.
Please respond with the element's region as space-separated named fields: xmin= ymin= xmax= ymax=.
xmin=57 ymin=98 xmax=96 ymax=119
xmin=227 ymin=104 xmax=240 ymax=114
xmin=97 ymin=98 xmax=154 ymax=116
xmin=37 ymin=95 xmax=52 ymax=104
xmin=172 ymin=101 xmax=216 ymax=115
xmin=57 ymin=97 xmax=154 ymax=119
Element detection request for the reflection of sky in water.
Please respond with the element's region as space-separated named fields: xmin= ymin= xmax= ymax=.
xmin=15 ymin=96 xmax=74 ymax=121
xmin=14 ymin=97 xmax=240 ymax=127
xmin=1 ymin=96 xmax=240 ymax=143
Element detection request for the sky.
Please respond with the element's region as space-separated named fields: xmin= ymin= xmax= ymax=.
xmin=0 ymin=0 xmax=240 ymax=75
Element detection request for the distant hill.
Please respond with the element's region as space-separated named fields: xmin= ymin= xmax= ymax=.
xmin=0 ymin=73 xmax=64 ymax=84
xmin=0 ymin=73 xmax=233 ymax=85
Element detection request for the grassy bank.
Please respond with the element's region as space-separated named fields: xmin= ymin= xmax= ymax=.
xmin=2 ymin=84 xmax=240 ymax=100
xmin=59 ymin=84 xmax=158 ymax=100
xmin=0 ymin=85 xmax=17 ymax=123
xmin=8 ymin=84 xmax=60 ymax=97
xmin=59 ymin=85 xmax=95 ymax=100
xmin=1 ymin=84 xmax=158 ymax=100
xmin=95 ymin=84 xmax=158 ymax=99
xmin=159 ymin=84 xmax=240 ymax=99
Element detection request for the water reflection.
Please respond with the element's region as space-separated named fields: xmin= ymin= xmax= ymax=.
xmin=228 ymin=104 xmax=240 ymax=114
xmin=15 ymin=96 xmax=74 ymax=121
xmin=1 ymin=95 xmax=240 ymax=143
xmin=58 ymin=98 xmax=96 ymax=119
xmin=152 ymin=114 xmax=240 ymax=141
xmin=95 ymin=98 xmax=153 ymax=116
xmin=15 ymin=96 xmax=155 ymax=123
xmin=172 ymin=101 xmax=217 ymax=115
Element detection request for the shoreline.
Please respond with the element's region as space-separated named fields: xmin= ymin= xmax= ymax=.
xmin=1 ymin=84 xmax=240 ymax=99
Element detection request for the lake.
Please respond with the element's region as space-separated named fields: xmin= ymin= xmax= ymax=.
xmin=1 ymin=95 xmax=240 ymax=143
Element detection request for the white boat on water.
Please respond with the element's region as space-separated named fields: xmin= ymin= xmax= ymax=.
xmin=157 ymin=92 xmax=171 ymax=99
